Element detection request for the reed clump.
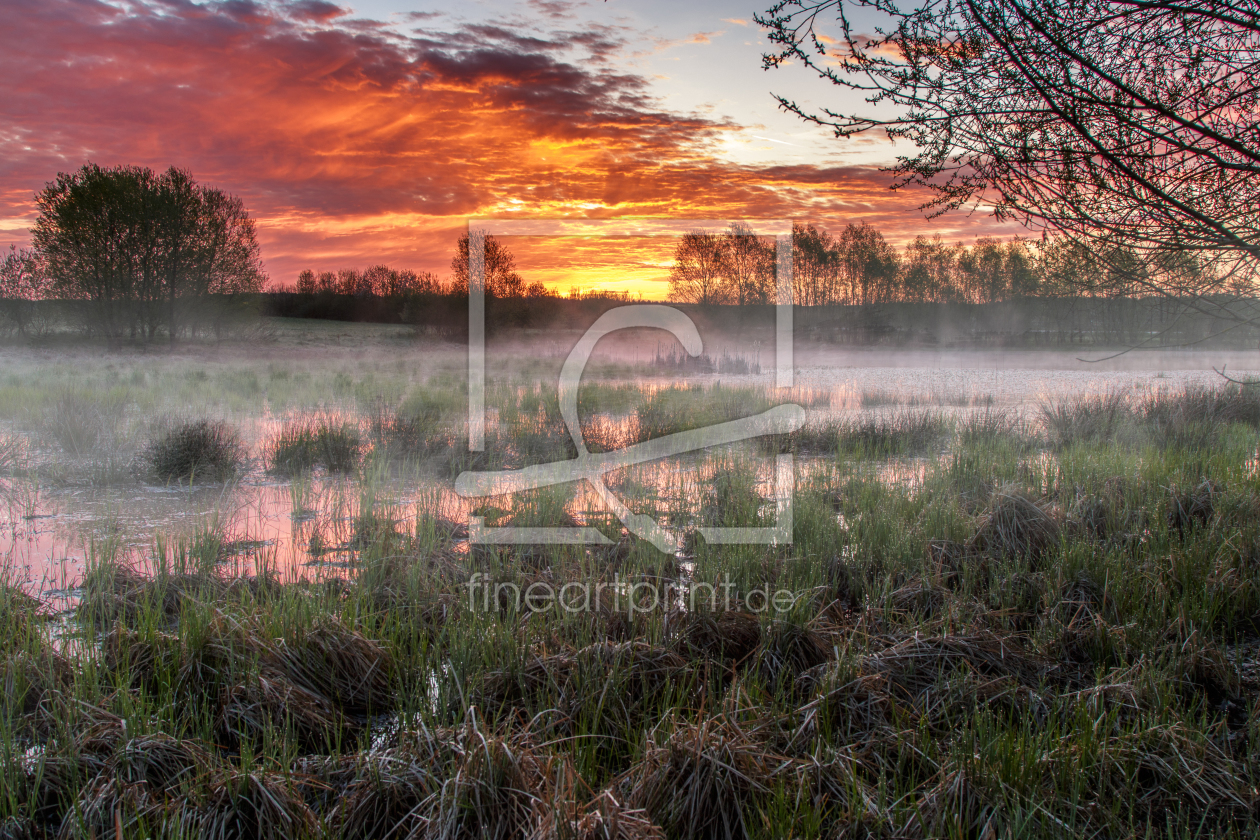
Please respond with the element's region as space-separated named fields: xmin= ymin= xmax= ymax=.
xmin=767 ymin=409 xmax=949 ymax=456
xmin=624 ymin=716 xmax=777 ymax=840
xmin=267 ymin=414 xmax=362 ymax=474
xmin=43 ymin=388 xmax=129 ymax=456
xmin=368 ymin=393 xmax=445 ymax=459
xmin=145 ymin=419 xmax=246 ymax=482
xmin=1040 ymin=389 xmax=1131 ymax=447
xmin=969 ymin=485 xmax=1061 ymax=565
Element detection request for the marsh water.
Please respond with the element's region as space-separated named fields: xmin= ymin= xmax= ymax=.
xmin=3 ymin=346 xmax=1255 ymax=607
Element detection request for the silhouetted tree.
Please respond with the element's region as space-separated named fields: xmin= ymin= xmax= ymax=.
xmin=450 ymin=232 xmax=525 ymax=297
xmin=32 ymin=163 xmax=265 ymax=340
xmin=721 ymin=222 xmax=776 ymax=304
xmin=0 ymin=245 xmax=51 ymax=336
xmin=836 ymin=222 xmax=899 ymax=304
xmin=900 ymin=235 xmax=958 ymax=302
xmin=792 ymin=222 xmax=838 ymax=305
xmin=668 ymin=231 xmax=732 ymax=304
xmin=758 ymin=0 xmax=1260 ymax=300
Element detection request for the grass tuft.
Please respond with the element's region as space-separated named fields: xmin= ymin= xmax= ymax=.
xmin=267 ymin=414 xmax=362 ymax=475
xmin=145 ymin=419 xmax=245 ymax=483
xmin=1040 ymin=389 xmax=1130 ymax=447
xmin=969 ymin=485 xmax=1061 ymax=565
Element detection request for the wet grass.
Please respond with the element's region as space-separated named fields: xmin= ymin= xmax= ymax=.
xmin=633 ymin=384 xmax=775 ymax=442
xmin=765 ymin=409 xmax=950 ymax=457
xmin=0 ymin=433 xmax=26 ymax=475
xmin=1041 ymin=383 xmax=1260 ymax=451
xmin=3 ymin=354 xmax=1260 ymax=837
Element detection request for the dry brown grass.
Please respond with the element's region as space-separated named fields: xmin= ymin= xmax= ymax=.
xmin=623 ymin=716 xmax=780 ymax=840
xmin=969 ymin=485 xmax=1061 ymax=566
xmin=669 ymin=609 xmax=761 ymax=666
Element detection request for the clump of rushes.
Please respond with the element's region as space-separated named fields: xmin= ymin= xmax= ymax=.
xmin=145 ymin=419 xmax=246 ymax=483
xmin=369 ymin=393 xmax=444 ymax=459
xmin=634 ymin=384 xmax=772 ymax=442
xmin=626 ymin=715 xmax=775 ymax=839
xmin=969 ymin=485 xmax=1061 ymax=566
xmin=1040 ymin=389 xmax=1131 ymax=447
xmin=770 ymin=410 xmax=949 ymax=456
xmin=0 ymin=434 xmax=27 ymax=475
xmin=267 ymin=414 xmax=362 ymax=474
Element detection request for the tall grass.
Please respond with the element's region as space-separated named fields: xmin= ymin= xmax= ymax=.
xmin=767 ymin=409 xmax=950 ymax=456
xmin=267 ymin=414 xmax=362 ymax=475
xmin=1042 ymin=383 xmax=1260 ymax=451
xmin=43 ymin=388 xmax=131 ymax=456
xmin=634 ymin=384 xmax=773 ymax=442
xmin=0 ymin=434 xmax=27 ymax=475
xmin=1040 ymin=388 xmax=1130 ymax=447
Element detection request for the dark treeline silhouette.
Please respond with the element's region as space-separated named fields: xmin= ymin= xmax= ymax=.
xmin=286 ymin=232 xmax=555 ymax=300
xmin=294 ymin=266 xmax=443 ymax=298
xmin=259 ymin=290 xmax=1260 ymax=350
xmin=263 ymin=223 xmax=1260 ymax=348
xmin=263 ymin=290 xmax=649 ymax=339
xmin=668 ymin=222 xmax=1241 ymax=307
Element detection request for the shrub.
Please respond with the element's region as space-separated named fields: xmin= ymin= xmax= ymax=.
xmin=145 ymin=420 xmax=245 ymax=483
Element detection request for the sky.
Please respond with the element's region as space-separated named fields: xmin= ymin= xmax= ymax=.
xmin=0 ymin=0 xmax=1023 ymax=298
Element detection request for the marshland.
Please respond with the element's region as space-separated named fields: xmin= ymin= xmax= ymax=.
xmin=1 ymin=322 xmax=1258 ymax=839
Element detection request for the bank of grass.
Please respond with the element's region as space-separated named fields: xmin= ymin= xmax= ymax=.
xmin=5 ymin=380 xmax=1260 ymax=838
xmin=763 ymin=408 xmax=952 ymax=457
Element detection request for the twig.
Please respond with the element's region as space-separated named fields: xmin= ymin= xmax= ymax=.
xmin=1212 ymin=365 xmax=1260 ymax=386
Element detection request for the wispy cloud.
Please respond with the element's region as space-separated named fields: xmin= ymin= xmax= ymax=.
xmin=752 ymin=135 xmax=801 ymax=147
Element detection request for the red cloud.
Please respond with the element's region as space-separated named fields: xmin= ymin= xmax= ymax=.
xmin=0 ymin=0 xmax=1020 ymax=291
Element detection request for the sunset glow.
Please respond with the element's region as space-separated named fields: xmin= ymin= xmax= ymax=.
xmin=0 ymin=0 xmax=1022 ymax=297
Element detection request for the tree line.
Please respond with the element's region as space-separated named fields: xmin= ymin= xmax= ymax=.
xmin=666 ymin=222 xmax=1238 ymax=306
xmin=291 ymin=232 xmax=552 ymax=300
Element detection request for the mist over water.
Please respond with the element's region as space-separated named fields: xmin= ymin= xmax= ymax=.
xmin=1 ymin=334 xmax=1257 ymax=606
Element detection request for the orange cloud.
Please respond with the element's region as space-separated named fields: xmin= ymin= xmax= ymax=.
xmin=0 ymin=0 xmax=1020 ymax=297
